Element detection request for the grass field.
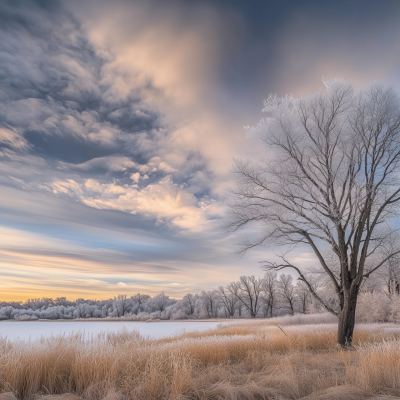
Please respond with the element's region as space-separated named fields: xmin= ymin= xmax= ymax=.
xmin=1 ymin=318 xmax=400 ymax=400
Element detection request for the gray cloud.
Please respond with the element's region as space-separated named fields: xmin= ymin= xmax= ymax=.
xmin=0 ymin=0 xmax=161 ymax=172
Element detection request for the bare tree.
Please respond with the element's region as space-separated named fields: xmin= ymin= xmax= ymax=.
xmin=277 ymin=274 xmax=297 ymax=315
xmin=152 ymin=292 xmax=169 ymax=312
xmin=55 ymin=297 xmax=68 ymax=306
xmin=237 ymin=302 xmax=242 ymax=317
xmin=131 ymin=293 xmax=150 ymax=314
xmin=75 ymin=299 xmax=89 ymax=318
xmin=182 ymin=293 xmax=198 ymax=315
xmin=225 ymin=79 xmax=400 ymax=346
xmin=388 ymin=260 xmax=400 ymax=295
xmin=261 ymin=271 xmax=278 ymax=318
xmin=114 ymin=294 xmax=130 ymax=317
xmin=218 ymin=285 xmax=238 ymax=318
xmin=379 ymin=235 xmax=400 ymax=295
xmin=201 ymin=290 xmax=220 ymax=318
xmin=228 ymin=276 xmax=263 ymax=318
xmin=295 ymin=280 xmax=311 ymax=314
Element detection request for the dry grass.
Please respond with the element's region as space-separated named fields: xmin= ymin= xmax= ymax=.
xmin=1 ymin=321 xmax=400 ymax=400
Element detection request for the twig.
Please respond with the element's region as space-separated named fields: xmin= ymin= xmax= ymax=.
xmin=277 ymin=325 xmax=288 ymax=336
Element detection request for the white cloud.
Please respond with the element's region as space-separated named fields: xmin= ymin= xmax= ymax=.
xmin=62 ymin=156 xmax=139 ymax=172
xmin=59 ymin=156 xmax=178 ymax=177
xmin=0 ymin=128 xmax=28 ymax=150
xmin=51 ymin=175 xmax=223 ymax=232
xmin=52 ymin=179 xmax=83 ymax=195
xmin=131 ymin=172 xmax=140 ymax=183
xmin=147 ymin=157 xmax=176 ymax=173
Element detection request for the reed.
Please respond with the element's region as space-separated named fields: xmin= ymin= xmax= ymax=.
xmin=1 ymin=322 xmax=400 ymax=400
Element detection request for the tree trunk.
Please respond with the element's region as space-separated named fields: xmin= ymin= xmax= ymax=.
xmin=337 ymin=286 xmax=358 ymax=347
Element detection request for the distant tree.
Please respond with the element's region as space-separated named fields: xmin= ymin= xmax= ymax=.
xmin=261 ymin=271 xmax=278 ymax=318
xmin=295 ymin=280 xmax=311 ymax=314
xmin=228 ymin=276 xmax=263 ymax=318
xmin=131 ymin=293 xmax=150 ymax=313
xmin=152 ymin=292 xmax=169 ymax=312
xmin=201 ymin=290 xmax=220 ymax=318
xmin=380 ymin=236 xmax=400 ymax=296
xmin=218 ymin=286 xmax=238 ymax=318
xmin=55 ymin=297 xmax=67 ymax=306
xmin=0 ymin=306 xmax=14 ymax=320
xmin=75 ymin=301 xmax=88 ymax=318
xmin=182 ymin=293 xmax=197 ymax=316
xmin=278 ymin=274 xmax=297 ymax=315
xmin=225 ymin=79 xmax=400 ymax=346
xmin=114 ymin=295 xmax=130 ymax=317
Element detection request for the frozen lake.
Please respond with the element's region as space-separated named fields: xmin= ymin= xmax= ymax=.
xmin=0 ymin=321 xmax=224 ymax=341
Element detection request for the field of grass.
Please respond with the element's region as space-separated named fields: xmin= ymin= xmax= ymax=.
xmin=1 ymin=318 xmax=400 ymax=400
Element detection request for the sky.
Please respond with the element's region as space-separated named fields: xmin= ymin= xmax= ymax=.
xmin=1 ymin=0 xmax=400 ymax=301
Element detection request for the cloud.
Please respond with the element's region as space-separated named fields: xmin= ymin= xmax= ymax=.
xmin=63 ymin=156 xmax=140 ymax=172
xmin=0 ymin=0 xmax=265 ymax=228
xmin=0 ymin=127 xmax=29 ymax=150
xmin=0 ymin=0 xmax=259 ymax=242
xmin=52 ymin=179 xmax=83 ymax=195
xmin=131 ymin=172 xmax=140 ymax=183
xmin=4 ymin=0 xmax=398 ymax=300
xmin=0 ymin=185 xmax=268 ymax=301
xmin=0 ymin=1 xmax=245 ymax=227
xmin=51 ymin=175 xmax=223 ymax=232
xmin=71 ymin=0 xmax=262 ymax=186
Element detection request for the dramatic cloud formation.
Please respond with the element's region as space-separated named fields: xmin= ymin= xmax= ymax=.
xmin=1 ymin=0 xmax=400 ymax=300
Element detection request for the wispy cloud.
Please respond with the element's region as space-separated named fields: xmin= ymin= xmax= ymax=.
xmin=50 ymin=175 xmax=223 ymax=232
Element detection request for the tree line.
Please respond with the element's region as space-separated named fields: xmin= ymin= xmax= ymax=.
xmin=1 ymin=262 xmax=399 ymax=321
xmin=0 ymin=272 xmax=312 ymax=320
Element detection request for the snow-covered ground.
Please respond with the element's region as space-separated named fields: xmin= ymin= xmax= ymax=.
xmin=0 ymin=320 xmax=223 ymax=341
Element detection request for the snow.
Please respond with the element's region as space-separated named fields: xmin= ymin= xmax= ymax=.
xmin=0 ymin=320 xmax=223 ymax=341
xmin=383 ymin=328 xmax=400 ymax=334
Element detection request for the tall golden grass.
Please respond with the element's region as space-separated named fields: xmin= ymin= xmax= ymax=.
xmin=1 ymin=321 xmax=400 ymax=400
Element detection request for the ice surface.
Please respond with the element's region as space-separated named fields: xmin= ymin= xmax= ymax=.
xmin=0 ymin=321 xmax=223 ymax=341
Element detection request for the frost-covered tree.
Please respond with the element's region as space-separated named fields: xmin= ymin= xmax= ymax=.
xmin=218 ymin=286 xmax=238 ymax=318
xmin=75 ymin=302 xmax=89 ymax=319
xmin=295 ymin=280 xmax=312 ymax=314
xmin=181 ymin=293 xmax=198 ymax=316
xmin=201 ymin=290 xmax=220 ymax=318
xmin=261 ymin=271 xmax=278 ymax=318
xmin=0 ymin=306 xmax=14 ymax=320
xmin=114 ymin=295 xmax=130 ymax=317
xmin=277 ymin=274 xmax=297 ymax=315
xmin=379 ymin=235 xmax=400 ymax=295
xmin=150 ymin=292 xmax=170 ymax=312
xmin=225 ymin=79 xmax=400 ymax=346
xmin=227 ymin=276 xmax=263 ymax=318
xmin=131 ymin=293 xmax=150 ymax=314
